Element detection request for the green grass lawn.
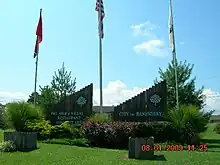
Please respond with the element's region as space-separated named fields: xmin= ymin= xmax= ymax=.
xmin=0 ymin=124 xmax=220 ymax=165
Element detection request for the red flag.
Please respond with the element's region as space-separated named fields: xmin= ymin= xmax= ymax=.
xmin=34 ymin=9 xmax=43 ymax=58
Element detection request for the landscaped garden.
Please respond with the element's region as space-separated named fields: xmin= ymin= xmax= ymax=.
xmin=0 ymin=123 xmax=220 ymax=165
xmin=0 ymin=60 xmax=219 ymax=164
xmin=0 ymin=101 xmax=220 ymax=165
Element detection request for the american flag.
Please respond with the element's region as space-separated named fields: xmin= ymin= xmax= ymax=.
xmin=95 ymin=0 xmax=105 ymax=39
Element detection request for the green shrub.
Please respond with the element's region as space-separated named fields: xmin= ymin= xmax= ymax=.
xmin=25 ymin=119 xmax=53 ymax=140
xmin=132 ymin=121 xmax=180 ymax=142
xmin=25 ymin=119 xmax=84 ymax=140
xmin=0 ymin=111 xmax=4 ymax=129
xmin=3 ymin=102 xmax=43 ymax=131
xmin=87 ymin=113 xmax=111 ymax=123
xmin=82 ymin=121 xmax=184 ymax=149
xmin=168 ymin=105 xmax=210 ymax=133
xmin=214 ymin=124 xmax=220 ymax=134
xmin=167 ymin=104 xmax=212 ymax=145
xmin=41 ymin=138 xmax=89 ymax=147
xmin=0 ymin=140 xmax=17 ymax=152
xmin=50 ymin=122 xmax=84 ymax=139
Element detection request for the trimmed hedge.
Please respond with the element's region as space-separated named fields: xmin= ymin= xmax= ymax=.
xmin=25 ymin=119 xmax=84 ymax=140
xmin=82 ymin=121 xmax=198 ymax=149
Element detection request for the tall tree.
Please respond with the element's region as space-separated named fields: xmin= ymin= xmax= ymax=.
xmin=39 ymin=85 xmax=58 ymax=106
xmin=0 ymin=103 xmax=4 ymax=128
xmin=155 ymin=60 xmax=205 ymax=109
xmin=27 ymin=92 xmax=40 ymax=104
xmin=51 ymin=62 xmax=76 ymax=101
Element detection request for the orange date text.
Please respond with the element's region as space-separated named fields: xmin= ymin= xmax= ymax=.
xmin=141 ymin=144 xmax=162 ymax=152
xmin=187 ymin=144 xmax=208 ymax=152
xmin=165 ymin=144 xmax=183 ymax=151
xmin=141 ymin=144 xmax=184 ymax=152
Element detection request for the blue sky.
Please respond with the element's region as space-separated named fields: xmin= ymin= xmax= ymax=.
xmin=0 ymin=0 xmax=220 ymax=112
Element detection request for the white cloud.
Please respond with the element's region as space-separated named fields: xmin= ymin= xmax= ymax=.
xmin=131 ymin=21 xmax=169 ymax=57
xmin=0 ymin=82 xmax=219 ymax=115
xmin=0 ymin=91 xmax=28 ymax=104
xmin=130 ymin=21 xmax=157 ymax=37
xmin=133 ymin=40 xmax=169 ymax=57
xmin=203 ymin=89 xmax=220 ymax=114
xmin=94 ymin=81 xmax=220 ymax=114
xmin=93 ymin=80 xmax=147 ymax=106
xmin=179 ymin=41 xmax=185 ymax=45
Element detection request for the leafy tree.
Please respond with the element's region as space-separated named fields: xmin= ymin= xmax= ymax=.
xmin=0 ymin=103 xmax=4 ymax=128
xmin=26 ymin=63 xmax=76 ymax=108
xmin=51 ymin=62 xmax=76 ymax=101
xmin=155 ymin=60 xmax=205 ymax=109
xmin=27 ymin=92 xmax=40 ymax=104
xmin=39 ymin=85 xmax=58 ymax=106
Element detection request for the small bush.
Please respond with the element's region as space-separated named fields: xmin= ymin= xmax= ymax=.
xmin=132 ymin=121 xmax=180 ymax=142
xmin=3 ymin=102 xmax=43 ymax=131
xmin=167 ymin=104 xmax=212 ymax=144
xmin=42 ymin=138 xmax=89 ymax=147
xmin=82 ymin=121 xmax=183 ymax=149
xmin=25 ymin=119 xmax=84 ymax=140
xmin=87 ymin=113 xmax=111 ymax=123
xmin=214 ymin=124 xmax=220 ymax=134
xmin=168 ymin=105 xmax=208 ymax=132
xmin=25 ymin=119 xmax=53 ymax=140
xmin=50 ymin=122 xmax=84 ymax=139
xmin=0 ymin=140 xmax=17 ymax=152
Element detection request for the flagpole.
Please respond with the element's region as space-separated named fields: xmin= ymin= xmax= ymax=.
xmin=34 ymin=8 xmax=42 ymax=105
xmin=99 ymin=36 xmax=103 ymax=113
xmin=170 ymin=0 xmax=179 ymax=110
xmin=98 ymin=7 xmax=103 ymax=113
xmin=34 ymin=42 xmax=39 ymax=105
xmin=173 ymin=50 xmax=179 ymax=110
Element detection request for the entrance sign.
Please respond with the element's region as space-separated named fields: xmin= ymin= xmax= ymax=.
xmin=46 ymin=83 xmax=93 ymax=125
xmin=113 ymin=81 xmax=167 ymax=122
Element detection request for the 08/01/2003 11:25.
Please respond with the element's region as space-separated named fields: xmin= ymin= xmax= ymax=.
xmin=141 ymin=144 xmax=208 ymax=152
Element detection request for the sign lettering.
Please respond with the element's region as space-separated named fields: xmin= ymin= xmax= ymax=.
xmin=118 ymin=111 xmax=163 ymax=117
xmin=50 ymin=111 xmax=84 ymax=124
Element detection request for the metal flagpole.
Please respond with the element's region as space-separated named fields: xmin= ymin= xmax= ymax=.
xmin=98 ymin=6 xmax=103 ymax=113
xmin=34 ymin=42 xmax=39 ymax=105
xmin=99 ymin=36 xmax=103 ymax=113
xmin=170 ymin=0 xmax=179 ymax=110
xmin=173 ymin=50 xmax=179 ymax=110
xmin=33 ymin=8 xmax=42 ymax=106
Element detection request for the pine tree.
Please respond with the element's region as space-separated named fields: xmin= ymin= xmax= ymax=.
xmin=155 ymin=60 xmax=205 ymax=109
xmin=51 ymin=62 xmax=76 ymax=101
xmin=39 ymin=85 xmax=58 ymax=105
xmin=27 ymin=92 xmax=40 ymax=104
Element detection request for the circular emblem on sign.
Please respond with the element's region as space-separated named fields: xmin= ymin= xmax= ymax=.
xmin=76 ymin=96 xmax=87 ymax=107
xmin=149 ymin=94 xmax=161 ymax=107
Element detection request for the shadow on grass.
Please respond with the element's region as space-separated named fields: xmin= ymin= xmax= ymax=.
xmin=153 ymin=155 xmax=167 ymax=161
xmin=121 ymin=155 xmax=167 ymax=161
xmin=201 ymin=139 xmax=220 ymax=144
xmin=201 ymin=139 xmax=220 ymax=149
xmin=200 ymin=138 xmax=220 ymax=152
xmin=207 ymin=150 xmax=220 ymax=153
xmin=18 ymin=147 xmax=40 ymax=152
